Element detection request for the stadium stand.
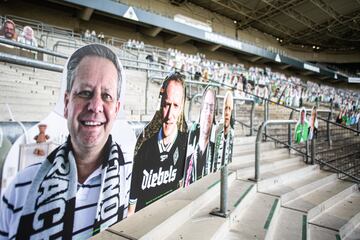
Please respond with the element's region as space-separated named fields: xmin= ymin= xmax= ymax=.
xmin=0 ymin=0 xmax=360 ymax=238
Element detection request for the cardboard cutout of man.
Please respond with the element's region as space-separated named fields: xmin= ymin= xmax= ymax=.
xmin=0 ymin=19 xmax=17 ymax=40
xmin=184 ymin=87 xmax=216 ymax=187
xmin=308 ymin=106 xmax=318 ymax=140
xmin=0 ymin=44 xmax=132 ymax=240
xmin=213 ymin=91 xmax=235 ymax=171
xmin=295 ymin=107 xmax=309 ymax=143
xmin=128 ymin=72 xmax=187 ymax=214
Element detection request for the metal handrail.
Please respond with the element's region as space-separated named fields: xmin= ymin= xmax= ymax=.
xmin=253 ymin=120 xmax=297 ymax=181
xmin=0 ymin=38 xmax=68 ymax=59
xmin=0 ymin=52 xmax=63 ymax=72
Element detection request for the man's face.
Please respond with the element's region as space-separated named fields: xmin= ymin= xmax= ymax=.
xmin=161 ymin=81 xmax=183 ymax=138
xmin=4 ymin=22 xmax=15 ymax=39
xmin=200 ymin=90 xmax=215 ymax=139
xmin=64 ymin=56 xmax=120 ymax=153
xmin=24 ymin=28 xmax=33 ymax=40
xmin=224 ymin=97 xmax=233 ymax=134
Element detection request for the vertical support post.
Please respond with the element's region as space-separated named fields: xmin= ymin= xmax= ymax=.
xmin=311 ymin=138 xmax=316 ymax=165
xmin=327 ymin=100 xmax=333 ymax=146
xmin=254 ymin=122 xmax=264 ymax=182
xmin=288 ymin=123 xmax=292 ymax=154
xmin=264 ymin=100 xmax=268 ymax=141
xmin=234 ymin=101 xmax=237 ymax=121
xmin=255 ymin=138 xmax=260 ymax=181
xmin=210 ymin=165 xmax=230 ymax=218
xmin=305 ymin=140 xmax=309 ymax=164
xmin=220 ymin=166 xmax=228 ymax=214
xmin=189 ymin=82 xmax=192 ymax=101
xmin=267 ymin=98 xmax=270 ymax=120
xmin=145 ymin=72 xmax=149 ymax=115
xmin=250 ymin=101 xmax=254 ymax=136
xmin=288 ymin=110 xmax=294 ymax=154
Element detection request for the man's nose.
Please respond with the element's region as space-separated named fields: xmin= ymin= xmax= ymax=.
xmin=88 ymin=94 xmax=103 ymax=113
xmin=167 ymin=104 xmax=174 ymax=118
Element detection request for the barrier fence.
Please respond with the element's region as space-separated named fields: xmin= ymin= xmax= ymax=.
xmin=250 ymin=90 xmax=360 ymax=184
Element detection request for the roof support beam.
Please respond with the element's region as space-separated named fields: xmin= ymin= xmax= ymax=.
xmin=141 ymin=27 xmax=163 ymax=37
xmin=77 ymin=7 xmax=94 ymax=21
xmin=248 ymin=56 xmax=263 ymax=62
xmin=280 ymin=64 xmax=292 ymax=70
xmin=294 ymin=11 xmax=360 ymax=41
xmin=239 ymin=0 xmax=303 ymax=29
xmin=165 ymin=34 xmax=191 ymax=44
xmin=209 ymin=0 xmax=297 ymax=40
xmin=208 ymin=44 xmax=222 ymax=52
xmin=261 ymin=0 xmax=319 ymax=31
xmin=309 ymin=0 xmax=341 ymax=23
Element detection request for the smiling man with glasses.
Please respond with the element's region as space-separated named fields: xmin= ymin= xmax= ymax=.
xmin=184 ymin=87 xmax=216 ymax=186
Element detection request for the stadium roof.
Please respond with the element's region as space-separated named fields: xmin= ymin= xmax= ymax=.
xmin=187 ymin=0 xmax=360 ymax=52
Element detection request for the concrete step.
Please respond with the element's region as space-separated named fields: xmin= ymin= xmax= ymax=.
xmin=310 ymin=191 xmax=360 ymax=239
xmin=232 ymin=148 xmax=291 ymax=166
xmin=0 ymin=109 xmax=49 ymax=121
xmin=271 ymin=208 xmax=307 ymax=240
xmin=233 ymin=141 xmax=275 ymax=156
xmin=223 ymin=193 xmax=280 ymax=240
xmin=232 ymin=155 xmax=302 ymax=180
xmin=94 ymin=171 xmax=237 ymax=239
xmin=233 ymin=136 xmax=256 ymax=145
xmin=165 ymin=180 xmax=256 ymax=240
xmin=345 ymin=224 xmax=360 ymax=240
xmin=0 ymin=90 xmax=58 ymax=100
xmin=309 ymin=224 xmax=339 ymax=240
xmin=0 ymin=84 xmax=57 ymax=95
xmin=0 ymin=96 xmax=57 ymax=106
xmin=259 ymin=160 xmax=307 ymax=181
xmin=283 ymin=180 xmax=357 ymax=219
xmin=258 ymin=164 xmax=319 ymax=192
xmin=280 ymin=172 xmax=337 ymax=204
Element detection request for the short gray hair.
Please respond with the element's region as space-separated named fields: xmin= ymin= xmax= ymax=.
xmin=66 ymin=44 xmax=122 ymax=99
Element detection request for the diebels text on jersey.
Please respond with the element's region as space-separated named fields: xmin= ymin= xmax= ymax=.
xmin=130 ymin=132 xmax=187 ymax=212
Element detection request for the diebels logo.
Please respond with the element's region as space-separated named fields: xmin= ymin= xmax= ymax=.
xmin=141 ymin=166 xmax=177 ymax=190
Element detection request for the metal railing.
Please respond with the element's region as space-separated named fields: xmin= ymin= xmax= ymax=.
xmin=247 ymin=86 xmax=360 ymax=184
xmin=253 ymin=120 xmax=297 ymax=181
xmin=314 ymin=119 xmax=360 ymax=183
xmin=0 ymin=38 xmax=67 ymax=59
xmin=0 ymin=52 xmax=63 ymax=72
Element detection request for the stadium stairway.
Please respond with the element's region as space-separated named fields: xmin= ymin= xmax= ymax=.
xmin=92 ymin=128 xmax=360 ymax=240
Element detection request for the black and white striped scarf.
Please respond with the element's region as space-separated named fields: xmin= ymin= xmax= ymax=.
xmin=16 ymin=135 xmax=127 ymax=239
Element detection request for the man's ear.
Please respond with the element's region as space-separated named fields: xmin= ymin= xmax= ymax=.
xmin=115 ymin=100 xmax=121 ymax=114
xmin=64 ymin=92 xmax=69 ymax=118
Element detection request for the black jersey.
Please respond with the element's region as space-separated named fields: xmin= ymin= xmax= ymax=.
xmin=130 ymin=131 xmax=187 ymax=212
xmin=183 ymin=123 xmax=215 ymax=186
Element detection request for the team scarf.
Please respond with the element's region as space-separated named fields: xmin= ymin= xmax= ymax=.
xmin=184 ymin=137 xmax=212 ymax=186
xmin=213 ymin=128 xmax=234 ymax=172
xmin=16 ymin=135 xmax=126 ymax=239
